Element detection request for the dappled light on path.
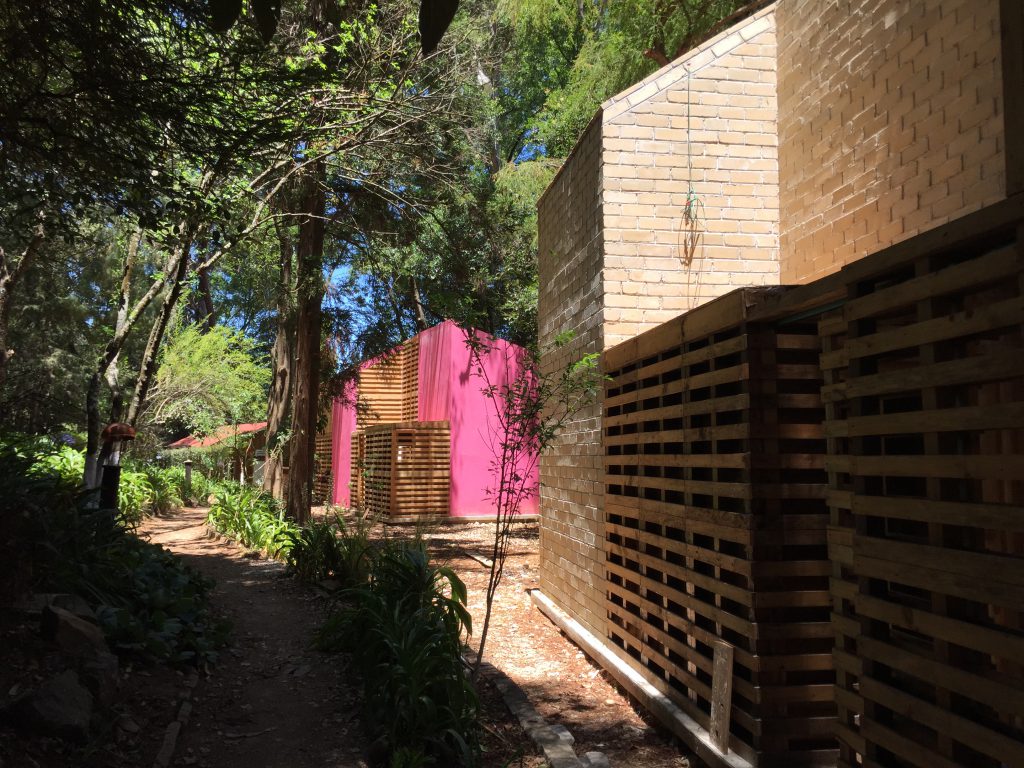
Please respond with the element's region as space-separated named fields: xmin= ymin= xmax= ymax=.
xmin=140 ymin=508 xmax=366 ymax=768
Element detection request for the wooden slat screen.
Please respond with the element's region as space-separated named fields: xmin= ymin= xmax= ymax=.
xmin=824 ymin=202 xmax=1024 ymax=768
xmin=603 ymin=288 xmax=835 ymax=767
xmin=360 ymin=421 xmax=450 ymax=519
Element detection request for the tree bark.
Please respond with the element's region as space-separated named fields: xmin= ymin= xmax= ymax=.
xmin=263 ymin=215 xmax=296 ymax=498
xmin=0 ymin=220 xmax=45 ymax=390
xmin=125 ymin=221 xmax=199 ymax=426
xmin=85 ymin=229 xmax=143 ymax=487
xmin=285 ymin=162 xmax=326 ymax=524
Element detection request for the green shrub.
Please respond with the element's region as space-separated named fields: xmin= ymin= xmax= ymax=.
xmin=161 ymin=464 xmax=211 ymax=506
xmin=140 ymin=465 xmax=184 ymax=515
xmin=0 ymin=438 xmax=226 ymax=665
xmin=320 ymin=544 xmax=479 ymax=766
xmin=206 ymin=482 xmax=297 ymax=557
xmin=285 ymin=512 xmax=372 ymax=586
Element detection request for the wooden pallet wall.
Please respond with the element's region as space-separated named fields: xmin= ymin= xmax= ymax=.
xmin=361 ymin=421 xmax=450 ymax=519
xmin=824 ymin=202 xmax=1024 ymax=768
xmin=603 ymin=288 xmax=835 ymax=767
xmin=313 ymin=430 xmax=333 ymax=504
xmin=350 ymin=431 xmax=366 ymax=509
xmin=357 ymin=352 xmax=405 ymax=429
xmin=402 ymin=336 xmax=420 ymax=422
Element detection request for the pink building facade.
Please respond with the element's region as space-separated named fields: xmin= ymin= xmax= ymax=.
xmin=330 ymin=320 xmax=540 ymax=518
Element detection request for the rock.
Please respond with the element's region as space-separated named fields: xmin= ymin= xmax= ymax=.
xmin=582 ymin=752 xmax=611 ymax=768
xmin=41 ymin=605 xmax=109 ymax=658
xmin=117 ymin=714 xmax=140 ymax=734
xmin=8 ymin=671 xmax=94 ymax=742
xmin=79 ymin=651 xmax=119 ymax=705
xmin=50 ymin=594 xmax=98 ymax=624
xmin=550 ymin=723 xmax=574 ymax=745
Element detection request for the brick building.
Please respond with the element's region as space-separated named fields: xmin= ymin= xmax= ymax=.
xmin=536 ymin=0 xmax=1018 ymax=764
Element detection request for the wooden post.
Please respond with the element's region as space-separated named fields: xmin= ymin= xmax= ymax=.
xmin=1002 ymin=0 xmax=1024 ymax=194
xmin=710 ymin=640 xmax=734 ymax=754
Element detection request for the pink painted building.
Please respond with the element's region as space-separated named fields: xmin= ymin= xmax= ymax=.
xmin=328 ymin=320 xmax=540 ymax=519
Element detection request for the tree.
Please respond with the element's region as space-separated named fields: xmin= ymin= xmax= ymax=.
xmin=463 ymin=329 xmax=602 ymax=677
xmin=143 ymin=324 xmax=270 ymax=437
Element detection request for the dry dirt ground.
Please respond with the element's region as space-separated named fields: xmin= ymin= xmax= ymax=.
xmin=383 ymin=518 xmax=693 ymax=768
xmin=2 ymin=507 xmax=695 ymax=768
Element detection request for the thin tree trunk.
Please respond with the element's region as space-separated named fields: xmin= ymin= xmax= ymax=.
xmin=0 ymin=220 xmax=45 ymax=390
xmin=85 ymin=230 xmax=143 ymax=486
xmin=263 ymin=216 xmax=295 ymax=498
xmin=125 ymin=224 xmax=198 ymax=426
xmin=285 ymin=162 xmax=326 ymax=524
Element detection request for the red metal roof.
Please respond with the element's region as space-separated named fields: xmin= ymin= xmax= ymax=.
xmin=165 ymin=422 xmax=267 ymax=450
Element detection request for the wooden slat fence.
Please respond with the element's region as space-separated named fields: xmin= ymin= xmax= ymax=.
xmin=603 ymin=288 xmax=835 ymax=767
xmin=824 ymin=199 xmax=1024 ymax=768
xmin=359 ymin=421 xmax=450 ymax=519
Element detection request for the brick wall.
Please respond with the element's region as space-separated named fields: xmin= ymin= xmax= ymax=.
xmin=777 ymin=0 xmax=1006 ymax=284
xmin=536 ymin=117 xmax=607 ymax=639
xmin=601 ymin=6 xmax=780 ymax=348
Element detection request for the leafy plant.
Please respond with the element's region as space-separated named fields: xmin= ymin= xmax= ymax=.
xmin=206 ymin=482 xmax=297 ymax=557
xmin=0 ymin=437 xmax=226 ymax=665
xmin=320 ymin=543 xmax=478 ymax=766
xmin=284 ymin=511 xmax=373 ymax=586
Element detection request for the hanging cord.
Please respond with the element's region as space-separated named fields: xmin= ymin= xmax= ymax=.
xmin=680 ymin=65 xmax=704 ymax=268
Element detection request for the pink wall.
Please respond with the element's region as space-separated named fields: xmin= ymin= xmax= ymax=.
xmin=330 ymin=320 xmax=540 ymax=517
xmin=330 ymin=381 xmax=357 ymax=507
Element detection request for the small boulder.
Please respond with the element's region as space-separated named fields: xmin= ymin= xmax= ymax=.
xmin=8 ymin=670 xmax=94 ymax=742
xmin=50 ymin=594 xmax=98 ymax=624
xmin=79 ymin=651 xmax=119 ymax=706
xmin=41 ymin=605 xmax=109 ymax=658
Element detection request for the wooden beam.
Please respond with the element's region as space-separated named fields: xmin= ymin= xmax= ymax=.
xmin=1002 ymin=0 xmax=1024 ymax=193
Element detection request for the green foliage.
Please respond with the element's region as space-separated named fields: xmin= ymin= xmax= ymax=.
xmin=146 ymin=324 xmax=270 ymax=437
xmin=0 ymin=438 xmax=226 ymax=665
xmin=206 ymin=482 xmax=297 ymax=557
xmin=319 ymin=544 xmax=478 ymax=766
xmin=284 ymin=512 xmax=373 ymax=586
xmin=161 ymin=464 xmax=212 ymax=507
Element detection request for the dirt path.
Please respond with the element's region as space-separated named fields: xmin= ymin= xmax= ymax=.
xmin=141 ymin=508 xmax=365 ymax=768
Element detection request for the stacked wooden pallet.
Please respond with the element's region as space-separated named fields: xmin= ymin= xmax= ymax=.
xmin=823 ymin=200 xmax=1024 ymax=768
xmin=360 ymin=421 xmax=450 ymax=519
xmin=603 ymin=288 xmax=835 ymax=767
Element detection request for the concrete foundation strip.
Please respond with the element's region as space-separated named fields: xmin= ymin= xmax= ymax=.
xmin=464 ymin=649 xmax=609 ymax=768
xmin=529 ymin=589 xmax=751 ymax=768
xmin=153 ymin=669 xmax=199 ymax=768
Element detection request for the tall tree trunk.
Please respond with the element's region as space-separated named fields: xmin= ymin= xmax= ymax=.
xmin=0 ymin=220 xmax=45 ymax=390
xmin=263 ymin=216 xmax=295 ymax=498
xmin=285 ymin=162 xmax=326 ymax=524
xmin=125 ymin=222 xmax=199 ymax=426
xmin=85 ymin=230 xmax=144 ymax=487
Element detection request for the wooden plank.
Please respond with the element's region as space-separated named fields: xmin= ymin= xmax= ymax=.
xmin=710 ymin=641 xmax=734 ymax=754
xmin=855 ymin=592 xmax=1024 ymax=668
xmin=843 ymin=245 xmax=1020 ymax=322
xmin=858 ymin=636 xmax=1024 ymax=714
xmin=830 ymin=401 xmax=1024 ymax=438
xmin=842 ymin=346 xmax=1024 ymax=398
xmin=850 ymin=495 xmax=1024 ymax=532
xmin=844 ymin=296 xmax=1024 ymax=360
xmin=848 ymin=454 xmax=1024 ymax=481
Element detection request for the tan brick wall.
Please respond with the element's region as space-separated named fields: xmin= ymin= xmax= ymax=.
xmin=536 ymin=117 xmax=607 ymax=639
xmin=601 ymin=7 xmax=780 ymax=348
xmin=777 ymin=0 xmax=1006 ymax=284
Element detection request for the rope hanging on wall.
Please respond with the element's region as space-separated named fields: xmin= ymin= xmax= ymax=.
xmin=679 ymin=65 xmax=704 ymax=279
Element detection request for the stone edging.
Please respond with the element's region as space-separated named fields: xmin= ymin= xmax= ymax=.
xmin=465 ymin=650 xmax=610 ymax=768
xmin=153 ymin=670 xmax=199 ymax=768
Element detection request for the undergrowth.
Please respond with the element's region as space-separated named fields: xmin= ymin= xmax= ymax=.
xmin=0 ymin=437 xmax=227 ymax=665
xmin=318 ymin=543 xmax=479 ymax=767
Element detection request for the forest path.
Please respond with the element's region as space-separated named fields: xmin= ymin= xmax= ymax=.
xmin=141 ymin=507 xmax=365 ymax=768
